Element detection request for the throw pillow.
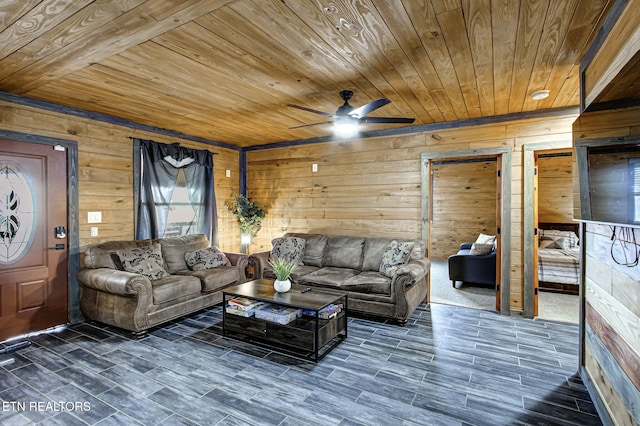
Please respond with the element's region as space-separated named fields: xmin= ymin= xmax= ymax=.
xmin=469 ymin=243 xmax=494 ymax=255
xmin=538 ymin=229 xmax=579 ymax=250
xmin=539 ymin=237 xmax=563 ymax=249
xmin=270 ymin=237 xmax=306 ymax=265
xmin=116 ymin=243 xmax=168 ymax=281
xmin=379 ymin=240 xmax=415 ymax=278
xmin=185 ymin=247 xmax=230 ymax=271
xmin=476 ymin=233 xmax=496 ymax=245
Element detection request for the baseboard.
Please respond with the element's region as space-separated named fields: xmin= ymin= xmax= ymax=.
xmin=580 ymin=366 xmax=614 ymax=426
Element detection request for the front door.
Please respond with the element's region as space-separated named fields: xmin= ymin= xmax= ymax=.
xmin=0 ymin=139 xmax=68 ymax=341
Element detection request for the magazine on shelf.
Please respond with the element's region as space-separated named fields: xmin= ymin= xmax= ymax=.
xmin=226 ymin=297 xmax=265 ymax=317
xmin=302 ymin=304 xmax=343 ymax=319
xmin=255 ymin=304 xmax=302 ymax=325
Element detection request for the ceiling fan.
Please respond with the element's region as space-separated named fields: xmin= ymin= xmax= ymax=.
xmin=287 ymin=90 xmax=415 ymax=134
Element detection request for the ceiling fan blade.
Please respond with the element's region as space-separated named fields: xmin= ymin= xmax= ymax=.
xmin=288 ymin=121 xmax=334 ymax=129
xmin=287 ymin=103 xmax=335 ymax=118
xmin=360 ymin=116 xmax=415 ymax=124
xmin=349 ymin=98 xmax=391 ymax=118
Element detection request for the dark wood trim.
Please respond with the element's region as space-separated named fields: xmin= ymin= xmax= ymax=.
xmin=579 ymin=0 xmax=630 ymax=111
xmin=585 ymin=97 xmax=640 ymax=113
xmin=240 ymin=150 xmax=247 ymax=196
xmin=580 ymin=0 xmax=630 ymax=76
xmin=586 ymin=302 xmax=640 ymax=391
xmin=0 ymin=129 xmax=81 ymax=323
xmin=0 ymin=91 xmax=240 ymax=152
xmin=245 ymin=107 xmax=580 ymax=151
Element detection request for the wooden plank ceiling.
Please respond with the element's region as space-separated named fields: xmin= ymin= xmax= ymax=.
xmin=0 ymin=0 xmax=614 ymax=147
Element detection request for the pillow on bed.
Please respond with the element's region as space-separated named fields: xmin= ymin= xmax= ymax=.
xmin=539 ymin=229 xmax=579 ymax=250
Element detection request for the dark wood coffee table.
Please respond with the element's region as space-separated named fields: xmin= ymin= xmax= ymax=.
xmin=222 ymin=279 xmax=348 ymax=362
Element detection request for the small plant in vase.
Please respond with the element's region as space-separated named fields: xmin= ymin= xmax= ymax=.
xmin=268 ymin=258 xmax=298 ymax=293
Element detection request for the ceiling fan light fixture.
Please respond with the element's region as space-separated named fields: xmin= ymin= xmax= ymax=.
xmin=334 ymin=118 xmax=359 ymax=136
xmin=531 ymin=89 xmax=550 ymax=101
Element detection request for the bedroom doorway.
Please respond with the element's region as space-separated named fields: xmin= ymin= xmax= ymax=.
xmin=524 ymin=144 xmax=580 ymax=322
xmin=421 ymin=147 xmax=512 ymax=315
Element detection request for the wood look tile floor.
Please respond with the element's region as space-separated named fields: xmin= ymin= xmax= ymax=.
xmin=0 ymin=303 xmax=601 ymax=425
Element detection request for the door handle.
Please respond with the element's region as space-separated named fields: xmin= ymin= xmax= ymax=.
xmin=48 ymin=244 xmax=65 ymax=250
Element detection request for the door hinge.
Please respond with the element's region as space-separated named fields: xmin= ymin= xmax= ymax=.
xmin=535 ymin=287 xmax=539 ymax=295
xmin=497 ymin=169 xmax=501 ymax=177
xmin=497 ymin=227 xmax=501 ymax=234
xmin=534 ymin=167 xmax=538 ymax=175
xmin=534 ymin=228 xmax=538 ymax=235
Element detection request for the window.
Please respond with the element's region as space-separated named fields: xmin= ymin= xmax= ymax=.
xmin=135 ymin=139 xmax=216 ymax=241
xmin=163 ymin=169 xmax=197 ymax=237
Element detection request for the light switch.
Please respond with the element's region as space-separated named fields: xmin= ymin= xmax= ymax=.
xmin=90 ymin=227 xmax=99 ymax=237
xmin=312 ymin=163 xmax=318 ymax=172
xmin=88 ymin=211 xmax=102 ymax=223
xmin=226 ymin=169 xmax=231 ymax=178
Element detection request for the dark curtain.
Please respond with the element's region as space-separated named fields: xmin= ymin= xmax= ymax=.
xmin=135 ymin=139 xmax=216 ymax=241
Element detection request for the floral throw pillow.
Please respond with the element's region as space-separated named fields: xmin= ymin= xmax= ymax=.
xmin=185 ymin=247 xmax=230 ymax=271
xmin=116 ymin=243 xmax=168 ymax=281
xmin=270 ymin=237 xmax=306 ymax=265
xmin=379 ymin=240 xmax=415 ymax=278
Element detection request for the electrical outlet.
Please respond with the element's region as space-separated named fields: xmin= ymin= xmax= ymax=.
xmin=312 ymin=163 xmax=318 ymax=172
xmin=90 ymin=227 xmax=98 ymax=237
xmin=226 ymin=169 xmax=231 ymax=177
xmin=88 ymin=211 xmax=102 ymax=223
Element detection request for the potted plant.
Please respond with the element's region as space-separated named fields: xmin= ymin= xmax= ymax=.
xmin=225 ymin=194 xmax=266 ymax=253
xmin=268 ymin=258 xmax=298 ymax=293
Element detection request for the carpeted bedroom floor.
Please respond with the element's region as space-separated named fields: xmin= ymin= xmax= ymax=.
xmin=429 ymin=259 xmax=580 ymax=323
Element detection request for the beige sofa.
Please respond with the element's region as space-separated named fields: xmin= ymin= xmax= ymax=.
xmin=77 ymin=234 xmax=248 ymax=337
xmin=248 ymin=233 xmax=430 ymax=325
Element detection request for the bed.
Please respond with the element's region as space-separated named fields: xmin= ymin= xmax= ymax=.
xmin=537 ymin=222 xmax=580 ymax=294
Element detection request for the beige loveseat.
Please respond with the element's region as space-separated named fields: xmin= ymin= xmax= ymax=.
xmin=248 ymin=233 xmax=430 ymax=325
xmin=77 ymin=234 xmax=248 ymax=337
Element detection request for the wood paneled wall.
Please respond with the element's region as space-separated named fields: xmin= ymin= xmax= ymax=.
xmin=537 ymin=153 xmax=574 ymax=224
xmin=247 ymin=113 xmax=577 ymax=309
xmin=430 ymin=160 xmax=497 ymax=260
xmin=573 ymin=105 xmax=640 ymax=426
xmin=0 ymin=100 xmax=241 ymax=252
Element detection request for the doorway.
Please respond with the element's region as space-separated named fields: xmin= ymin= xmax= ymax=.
xmin=523 ymin=143 xmax=579 ymax=322
xmin=0 ymin=132 xmax=80 ymax=342
xmin=421 ymin=148 xmax=512 ymax=314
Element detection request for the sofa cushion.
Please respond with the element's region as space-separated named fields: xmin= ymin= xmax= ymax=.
xmin=158 ymin=234 xmax=210 ymax=274
xmin=270 ymin=237 xmax=306 ymax=264
xmin=185 ymin=247 xmax=230 ymax=271
xmin=285 ymin=233 xmax=327 ymax=267
xmin=84 ymin=239 xmax=154 ymax=269
xmin=180 ymin=266 xmax=239 ymax=293
xmin=379 ymin=240 xmax=414 ymax=278
xmin=299 ymin=267 xmax=360 ymax=288
xmin=263 ymin=264 xmax=319 ymax=282
xmin=151 ymin=274 xmax=201 ymax=304
xmin=362 ymin=237 xmax=397 ymax=271
xmin=116 ymin=243 xmax=169 ymax=281
xmin=323 ymin=236 xmax=365 ymax=269
xmin=342 ymin=271 xmax=392 ymax=296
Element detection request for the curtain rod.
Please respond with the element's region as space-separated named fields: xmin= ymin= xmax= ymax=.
xmin=128 ymin=137 xmax=217 ymax=154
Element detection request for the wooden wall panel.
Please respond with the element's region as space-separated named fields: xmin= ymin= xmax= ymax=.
xmin=537 ymin=153 xmax=573 ymax=223
xmin=0 ymin=100 xmax=240 ymax=253
xmin=248 ymin=113 xmax=577 ymax=309
xmin=430 ymin=160 xmax=497 ymax=259
xmin=574 ymin=107 xmax=640 ymax=425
